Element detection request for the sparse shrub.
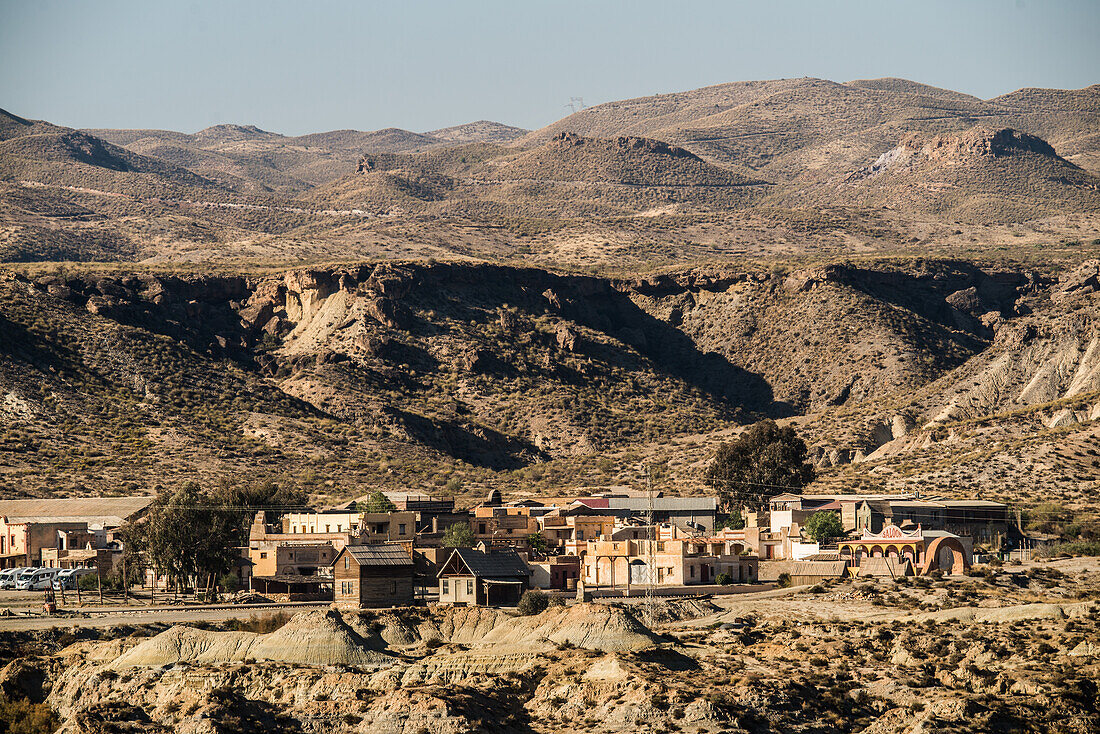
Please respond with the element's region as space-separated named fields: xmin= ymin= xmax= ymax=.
xmin=517 ymin=590 xmax=550 ymax=616
xmin=224 ymin=611 xmax=290 ymax=634
xmin=0 ymin=697 xmax=60 ymax=734
xmin=715 ymin=572 xmax=733 ymax=586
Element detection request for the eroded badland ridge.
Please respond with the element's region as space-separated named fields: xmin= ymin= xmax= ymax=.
xmin=2 ymin=256 xmax=1099 ymax=511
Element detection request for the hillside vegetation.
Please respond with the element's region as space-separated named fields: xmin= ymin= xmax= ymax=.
xmin=2 ymin=257 xmax=1098 ymax=514
xmin=1 ymin=77 xmax=1099 ymax=514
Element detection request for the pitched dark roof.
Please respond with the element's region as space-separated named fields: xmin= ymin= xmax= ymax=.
xmin=342 ymin=544 xmax=414 ymax=566
xmin=439 ymin=548 xmax=529 ymax=579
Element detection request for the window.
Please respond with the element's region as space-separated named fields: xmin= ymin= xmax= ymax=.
xmin=690 ymin=566 xmax=695 ymax=578
xmin=340 ymin=581 xmax=353 ymax=595
xmin=336 ymin=525 xmax=342 ymax=532
xmin=478 ymin=523 xmax=487 ymax=534
xmin=467 ymin=580 xmax=474 ymax=595
xmin=399 ymin=524 xmax=406 ymax=535
xmin=577 ymin=530 xmax=584 ymax=540
xmin=344 ymin=557 xmax=349 ymax=569
xmin=390 ymin=581 xmax=397 ymax=594
xmin=259 ymin=552 xmax=267 ymax=559
xmin=442 ymin=579 xmax=449 ymax=595
xmin=325 ymin=525 xmax=330 ymax=532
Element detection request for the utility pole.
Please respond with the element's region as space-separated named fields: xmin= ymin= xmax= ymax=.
xmin=564 ymin=96 xmax=586 ymax=114
xmin=644 ymin=463 xmax=657 ymax=626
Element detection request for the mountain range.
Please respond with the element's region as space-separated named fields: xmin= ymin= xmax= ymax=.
xmin=0 ymin=77 xmax=1098 ymax=517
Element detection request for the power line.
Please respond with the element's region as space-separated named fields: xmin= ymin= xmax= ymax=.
xmin=140 ymin=504 xmax=310 ymax=511
xmin=702 ymin=476 xmax=817 ymax=491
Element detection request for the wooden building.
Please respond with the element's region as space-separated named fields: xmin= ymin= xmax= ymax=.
xmin=332 ymin=544 xmax=415 ymax=609
xmin=251 ymin=574 xmax=331 ymax=602
xmin=437 ymin=547 xmax=529 ymax=606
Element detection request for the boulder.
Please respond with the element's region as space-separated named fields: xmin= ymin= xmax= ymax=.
xmin=1055 ymin=259 xmax=1100 ymax=299
xmin=364 ymin=297 xmax=405 ymax=328
xmin=556 ymin=325 xmax=578 ymax=351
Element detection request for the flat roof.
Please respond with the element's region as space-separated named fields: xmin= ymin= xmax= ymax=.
xmin=0 ymin=496 xmax=155 ymax=525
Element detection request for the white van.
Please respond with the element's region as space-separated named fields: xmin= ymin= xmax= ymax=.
xmin=16 ymin=568 xmax=58 ymax=591
xmin=11 ymin=568 xmax=39 ymax=589
xmin=0 ymin=568 xmax=30 ymax=589
xmin=53 ymin=568 xmax=96 ymax=590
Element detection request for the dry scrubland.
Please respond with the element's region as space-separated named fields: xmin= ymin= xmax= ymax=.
xmin=2 ymin=255 xmax=1100 ymax=528
xmin=1 ymin=557 xmax=1098 ymax=733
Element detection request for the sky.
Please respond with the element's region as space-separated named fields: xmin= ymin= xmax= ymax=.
xmin=1 ymin=0 xmax=1098 ymax=136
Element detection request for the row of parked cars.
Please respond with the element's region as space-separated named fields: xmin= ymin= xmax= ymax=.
xmin=0 ymin=567 xmax=96 ymax=591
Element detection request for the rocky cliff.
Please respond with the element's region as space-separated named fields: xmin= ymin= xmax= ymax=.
xmin=2 ymin=256 xmax=1098 ymax=503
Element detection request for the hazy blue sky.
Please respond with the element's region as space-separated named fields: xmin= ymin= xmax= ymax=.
xmin=2 ymin=0 xmax=1097 ymax=135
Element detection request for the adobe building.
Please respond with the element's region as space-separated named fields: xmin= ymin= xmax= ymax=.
xmin=537 ymin=512 xmax=616 ymax=557
xmin=332 ymin=544 xmax=415 ymax=609
xmin=470 ymin=506 xmax=540 ymax=547
xmin=251 ymin=542 xmax=336 ymax=577
xmin=839 ymin=524 xmax=972 ymax=575
xmin=582 ymin=536 xmax=758 ymax=588
xmin=283 ymin=510 xmax=418 ymax=542
xmin=0 ymin=496 xmax=154 ymax=568
xmin=529 ymin=555 xmax=582 ymax=591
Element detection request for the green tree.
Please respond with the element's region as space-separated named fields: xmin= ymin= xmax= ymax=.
xmin=704 ymin=420 xmax=815 ymax=512
xmin=361 ymin=490 xmax=397 ymax=513
xmin=125 ymin=482 xmax=241 ymax=594
xmin=526 ymin=531 xmax=549 ymax=557
xmin=442 ymin=522 xmax=476 ymax=548
xmin=716 ymin=510 xmax=745 ymax=531
xmin=804 ymin=511 xmax=844 ymax=543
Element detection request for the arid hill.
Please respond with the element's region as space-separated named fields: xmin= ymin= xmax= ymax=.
xmin=777 ymin=126 xmax=1100 ymax=221
xmin=427 ymin=120 xmax=529 ymax=144
xmin=87 ymin=118 xmax=530 ymax=196
xmin=2 ymin=257 xmax=1097 ymax=512
xmin=7 ymin=567 xmax=1100 ymax=733
xmin=307 ymin=132 xmax=769 ymax=218
xmin=1 ymin=78 xmax=1098 ymax=266
xmin=519 ymin=77 xmax=1100 ymax=177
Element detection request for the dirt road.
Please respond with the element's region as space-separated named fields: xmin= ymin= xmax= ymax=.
xmin=0 ymin=602 xmax=327 ymax=632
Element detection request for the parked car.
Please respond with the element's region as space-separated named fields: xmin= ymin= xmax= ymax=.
xmin=15 ymin=568 xmax=59 ymax=591
xmin=53 ymin=568 xmax=96 ymax=590
xmin=0 ymin=567 xmax=31 ymax=589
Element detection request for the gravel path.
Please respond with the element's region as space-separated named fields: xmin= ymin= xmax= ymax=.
xmin=0 ymin=602 xmax=327 ymax=632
